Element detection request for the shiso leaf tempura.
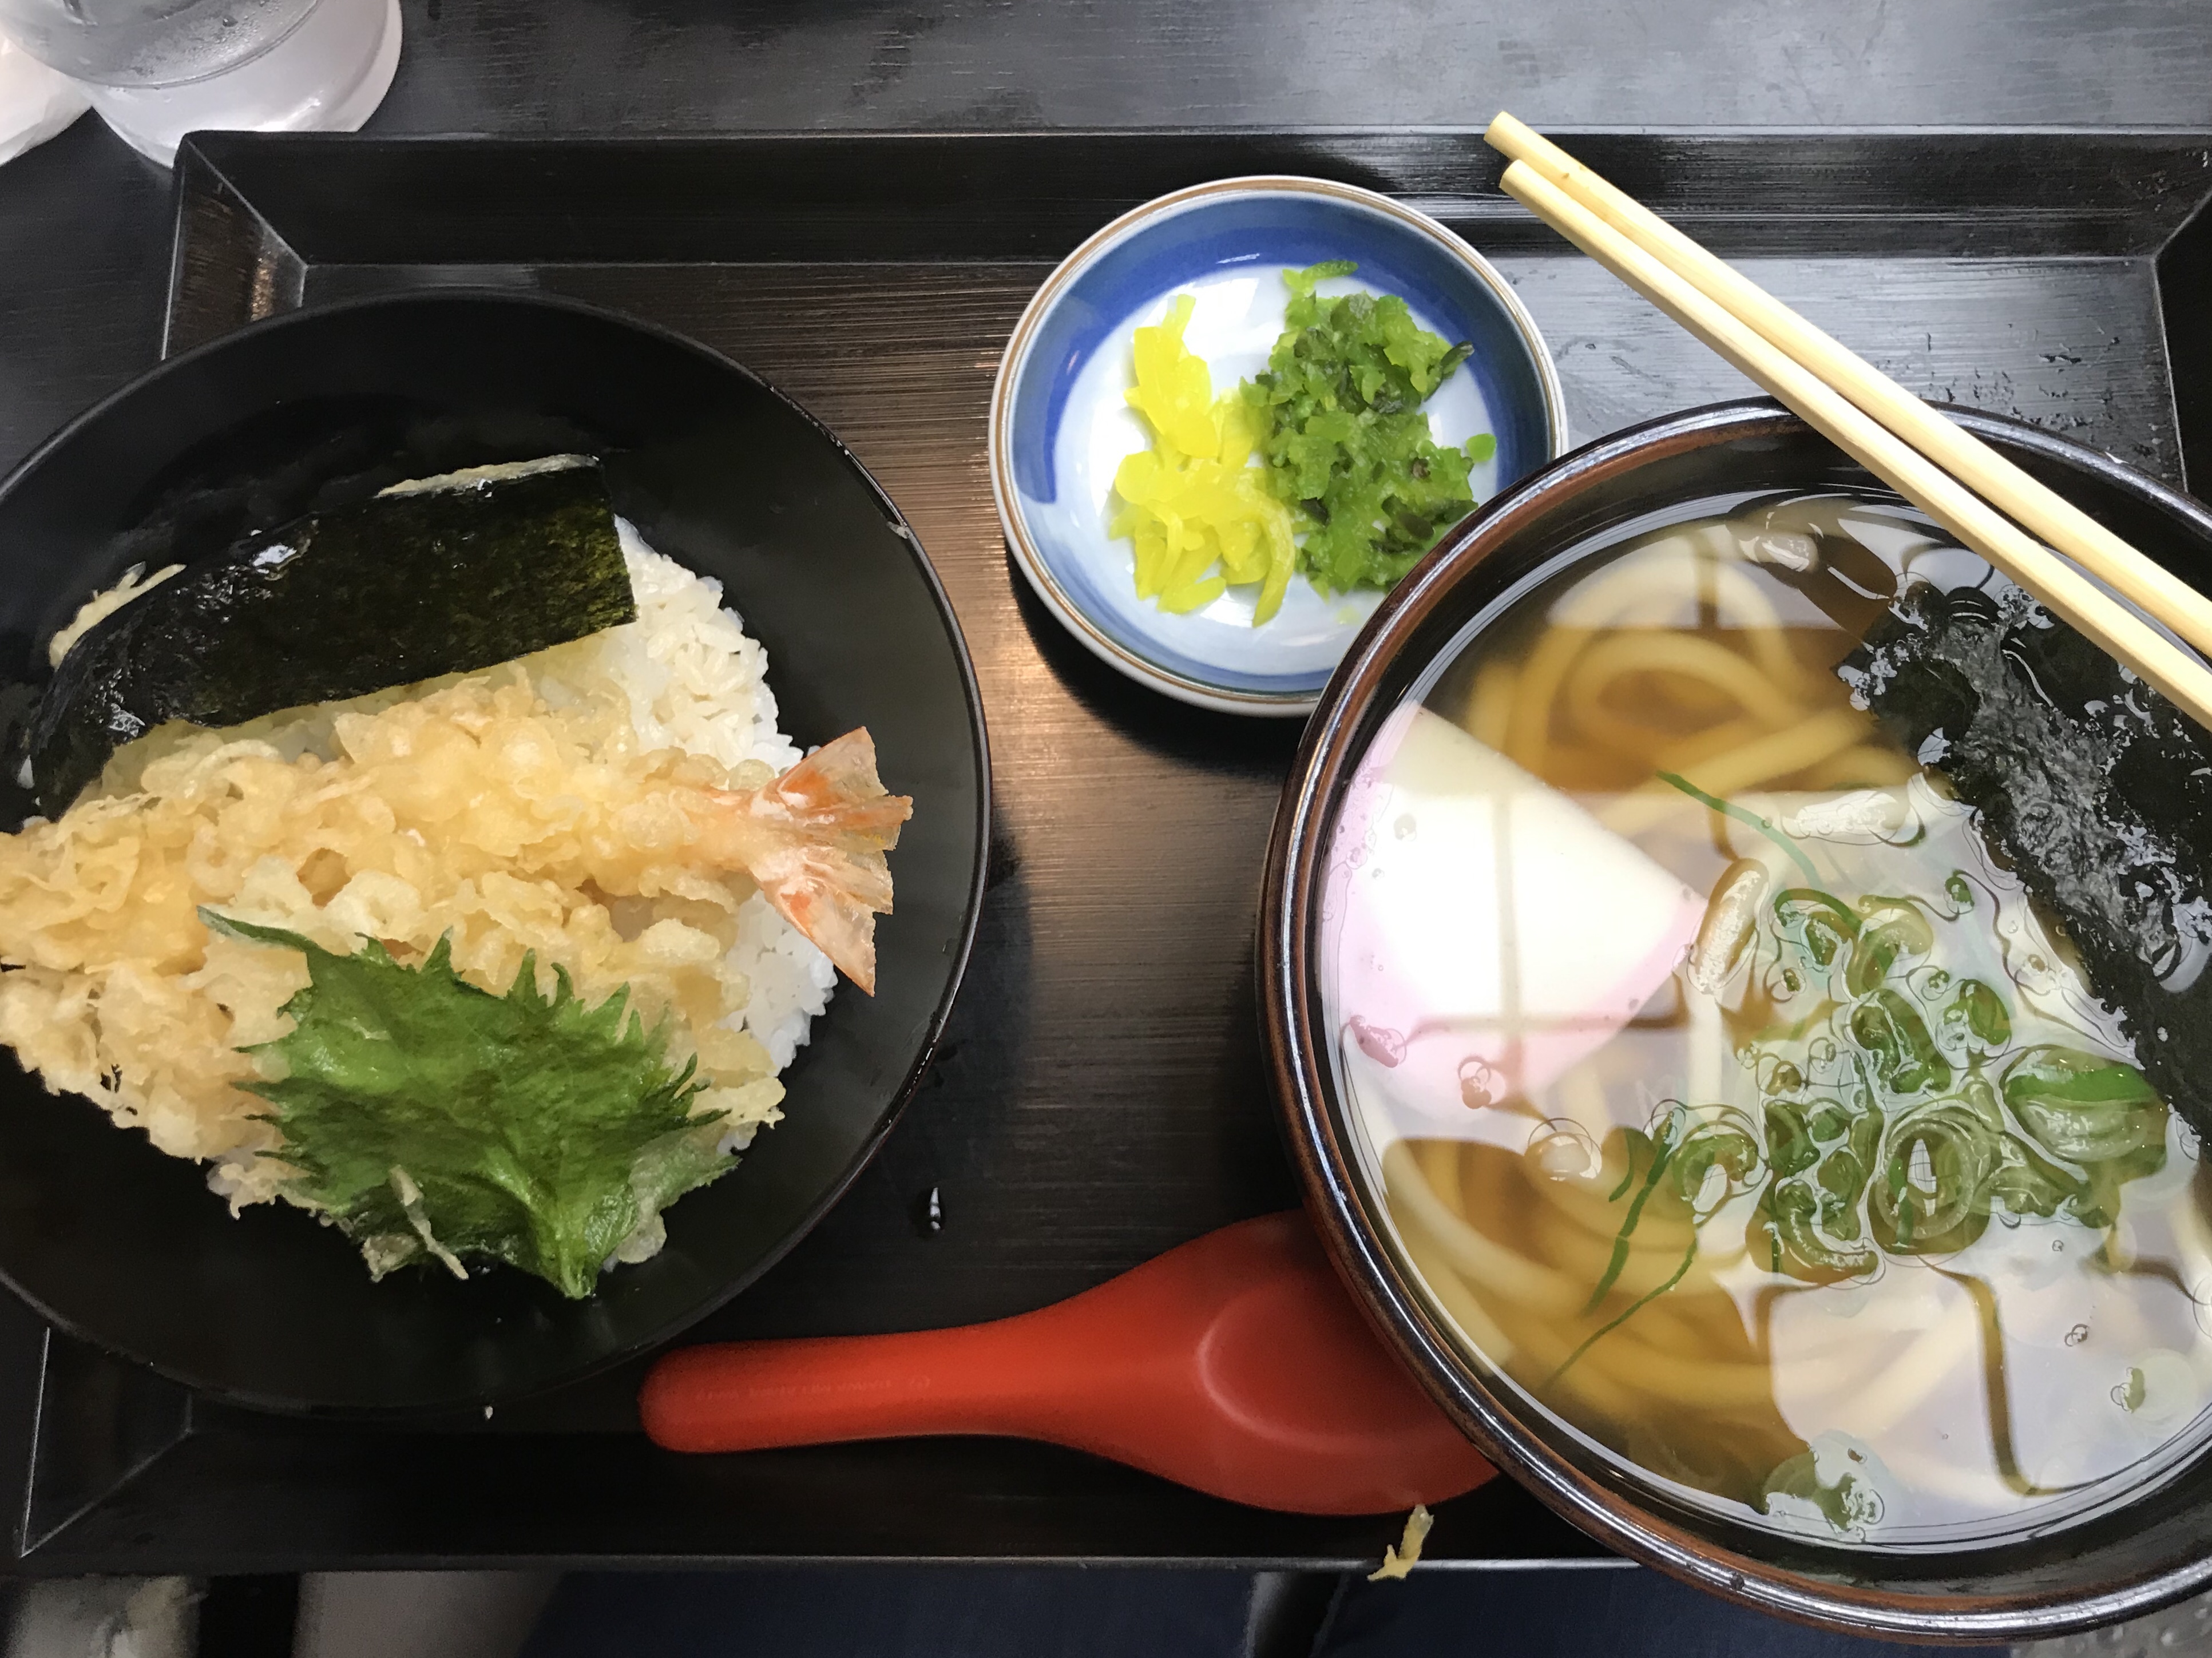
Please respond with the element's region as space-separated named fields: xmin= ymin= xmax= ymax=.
xmin=207 ymin=913 xmax=729 ymax=1298
xmin=1109 ymin=264 xmax=1497 ymax=624
xmin=0 ymin=477 xmax=913 ymax=1298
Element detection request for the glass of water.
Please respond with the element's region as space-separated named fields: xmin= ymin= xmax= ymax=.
xmin=0 ymin=0 xmax=400 ymax=164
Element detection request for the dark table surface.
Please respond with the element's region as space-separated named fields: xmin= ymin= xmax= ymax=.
xmin=2 ymin=0 xmax=2211 ymax=1582
xmin=5 ymin=0 xmax=2212 ymax=488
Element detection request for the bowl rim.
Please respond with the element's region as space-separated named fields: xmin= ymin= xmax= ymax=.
xmin=0 ymin=287 xmax=994 ymax=1415
xmin=1260 ymin=394 xmax=2212 ymax=1641
xmin=986 ymin=172 xmax=1571 ymax=717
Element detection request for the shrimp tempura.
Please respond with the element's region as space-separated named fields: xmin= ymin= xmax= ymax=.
xmin=674 ymin=728 xmax=912 ymax=994
xmin=0 ymin=675 xmax=912 ymax=1195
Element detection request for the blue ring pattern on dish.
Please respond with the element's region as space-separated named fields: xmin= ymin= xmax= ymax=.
xmin=1002 ymin=186 xmax=1563 ymax=700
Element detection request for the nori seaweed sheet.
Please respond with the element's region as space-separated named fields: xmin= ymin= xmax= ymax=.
xmin=25 ymin=459 xmax=633 ymax=812
xmin=1840 ymin=580 xmax=2212 ymax=1131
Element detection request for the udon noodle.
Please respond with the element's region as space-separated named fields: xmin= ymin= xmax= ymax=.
xmin=1326 ymin=490 xmax=2212 ymax=1546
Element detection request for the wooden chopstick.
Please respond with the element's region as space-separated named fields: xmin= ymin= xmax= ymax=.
xmin=1489 ymin=115 xmax=2212 ymax=666
xmin=1481 ymin=118 xmax=2212 ymax=733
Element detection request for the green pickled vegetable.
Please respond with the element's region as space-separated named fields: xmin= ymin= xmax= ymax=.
xmin=1241 ymin=263 xmax=1495 ymax=594
xmin=206 ymin=910 xmax=730 ymax=1300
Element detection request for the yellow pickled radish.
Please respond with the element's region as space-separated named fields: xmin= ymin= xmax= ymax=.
xmin=1161 ymin=576 xmax=1228 ymax=613
xmin=1111 ymin=293 xmax=1299 ymax=625
xmin=1124 ymin=295 xmax=1220 ymax=458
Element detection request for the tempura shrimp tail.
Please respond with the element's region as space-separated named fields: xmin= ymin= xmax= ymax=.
xmin=693 ymin=728 xmax=914 ymax=994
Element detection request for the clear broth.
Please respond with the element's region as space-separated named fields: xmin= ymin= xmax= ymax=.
xmin=1329 ymin=490 xmax=2212 ymax=1548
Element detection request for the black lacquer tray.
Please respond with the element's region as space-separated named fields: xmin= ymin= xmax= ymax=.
xmin=3 ymin=126 xmax=2210 ymax=1574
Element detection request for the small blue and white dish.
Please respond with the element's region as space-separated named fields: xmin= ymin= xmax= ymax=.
xmin=990 ymin=176 xmax=1569 ymax=715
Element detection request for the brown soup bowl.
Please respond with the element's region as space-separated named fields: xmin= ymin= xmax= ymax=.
xmin=1261 ymin=396 xmax=2212 ymax=1643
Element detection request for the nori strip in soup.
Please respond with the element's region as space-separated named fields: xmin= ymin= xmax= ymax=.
xmin=1841 ymin=578 xmax=2212 ymax=1133
xmin=25 ymin=457 xmax=633 ymax=811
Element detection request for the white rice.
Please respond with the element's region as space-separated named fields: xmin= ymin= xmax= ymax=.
xmin=594 ymin=518 xmax=838 ymax=1080
xmin=0 ymin=515 xmax=843 ymax=1259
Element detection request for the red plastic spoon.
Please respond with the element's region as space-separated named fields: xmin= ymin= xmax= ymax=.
xmin=640 ymin=1211 xmax=1493 ymax=1516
